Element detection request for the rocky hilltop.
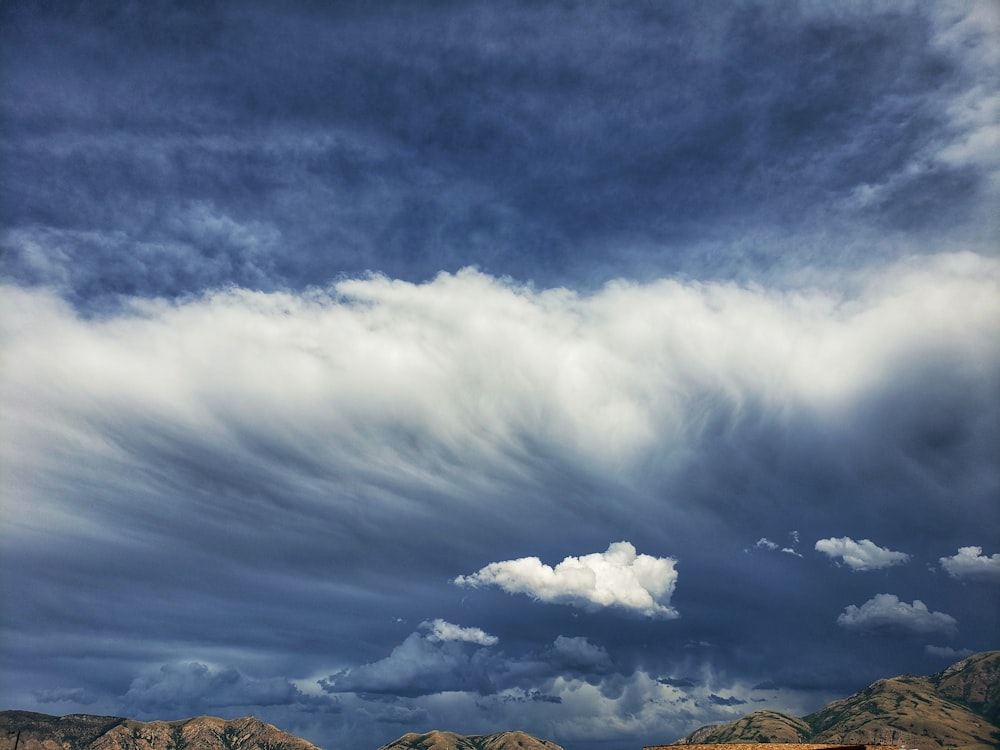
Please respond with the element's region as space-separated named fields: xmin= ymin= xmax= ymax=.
xmin=376 ymin=730 xmax=563 ymax=750
xmin=673 ymin=650 xmax=1000 ymax=749
xmin=0 ymin=713 xmax=319 ymax=750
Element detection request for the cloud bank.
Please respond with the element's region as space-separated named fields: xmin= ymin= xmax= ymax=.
xmin=815 ymin=537 xmax=911 ymax=571
xmin=454 ymin=542 xmax=679 ymax=619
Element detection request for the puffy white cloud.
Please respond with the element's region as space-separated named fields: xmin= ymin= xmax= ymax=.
xmin=420 ymin=619 xmax=498 ymax=646
xmin=815 ymin=536 xmax=911 ymax=571
xmin=454 ymin=541 xmax=679 ymax=618
xmin=836 ymin=594 xmax=957 ymax=635
xmin=939 ymin=546 xmax=1000 ymax=581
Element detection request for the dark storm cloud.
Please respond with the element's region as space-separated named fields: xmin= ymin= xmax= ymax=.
xmin=2 ymin=3 xmax=999 ymax=750
xmin=3 ymin=1 xmax=998 ymax=309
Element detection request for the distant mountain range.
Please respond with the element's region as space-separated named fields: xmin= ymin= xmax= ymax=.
xmin=1 ymin=651 xmax=997 ymax=750
xmin=376 ymin=730 xmax=563 ymax=750
xmin=0 ymin=713 xmax=319 ymax=750
xmin=672 ymin=650 xmax=999 ymax=749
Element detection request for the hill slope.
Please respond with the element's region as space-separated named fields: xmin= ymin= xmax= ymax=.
xmin=674 ymin=651 xmax=1000 ymax=749
xmin=376 ymin=730 xmax=563 ymax=750
xmin=0 ymin=712 xmax=320 ymax=750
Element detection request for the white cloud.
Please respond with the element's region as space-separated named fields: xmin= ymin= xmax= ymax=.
xmin=754 ymin=538 xmax=778 ymax=551
xmin=453 ymin=541 xmax=679 ymax=619
xmin=939 ymin=546 xmax=1000 ymax=581
xmin=815 ymin=536 xmax=911 ymax=571
xmin=836 ymin=593 xmax=957 ymax=635
xmin=4 ymin=255 xmax=998 ymax=526
xmin=420 ymin=619 xmax=498 ymax=646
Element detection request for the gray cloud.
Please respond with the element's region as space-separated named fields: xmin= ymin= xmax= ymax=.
xmin=3 ymin=2 xmax=998 ymax=309
xmin=836 ymin=594 xmax=958 ymax=636
xmin=121 ymin=662 xmax=337 ymax=718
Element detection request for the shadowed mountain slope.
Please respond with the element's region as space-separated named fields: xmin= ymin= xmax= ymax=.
xmin=673 ymin=651 xmax=1000 ymax=749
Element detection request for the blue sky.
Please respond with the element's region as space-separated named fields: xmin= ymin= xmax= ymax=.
xmin=1 ymin=2 xmax=998 ymax=749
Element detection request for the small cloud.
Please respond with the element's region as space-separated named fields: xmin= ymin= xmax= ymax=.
xmin=747 ymin=537 xmax=779 ymax=553
xmin=815 ymin=536 xmax=910 ymax=571
xmin=925 ymin=645 xmax=974 ymax=659
xmin=453 ymin=541 xmax=679 ymax=619
xmin=709 ymin=694 xmax=747 ymax=706
xmin=420 ymin=619 xmax=498 ymax=646
xmin=836 ymin=593 xmax=957 ymax=635
xmin=939 ymin=546 xmax=1000 ymax=581
xmin=33 ymin=687 xmax=100 ymax=705
xmin=658 ymin=676 xmax=697 ymax=688
xmin=781 ymin=547 xmax=802 ymax=558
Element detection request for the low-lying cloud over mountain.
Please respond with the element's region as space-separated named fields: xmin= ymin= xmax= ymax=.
xmin=1 ymin=2 xmax=998 ymax=749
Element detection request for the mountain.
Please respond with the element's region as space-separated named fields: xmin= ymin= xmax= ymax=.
xmin=0 ymin=713 xmax=320 ymax=750
xmin=673 ymin=650 xmax=1000 ymax=749
xmin=376 ymin=730 xmax=563 ymax=750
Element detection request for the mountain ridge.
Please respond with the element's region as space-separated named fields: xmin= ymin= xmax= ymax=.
xmin=671 ymin=650 xmax=1000 ymax=749
xmin=0 ymin=713 xmax=319 ymax=750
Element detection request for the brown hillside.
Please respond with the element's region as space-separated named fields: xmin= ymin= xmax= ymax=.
xmin=671 ymin=709 xmax=812 ymax=744
xmin=672 ymin=650 xmax=1000 ymax=750
xmin=930 ymin=650 xmax=1000 ymax=724
xmin=0 ymin=713 xmax=318 ymax=750
xmin=805 ymin=674 xmax=997 ymax=749
xmin=377 ymin=730 xmax=562 ymax=750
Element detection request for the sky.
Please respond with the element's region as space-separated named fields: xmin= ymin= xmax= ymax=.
xmin=1 ymin=2 xmax=999 ymax=749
